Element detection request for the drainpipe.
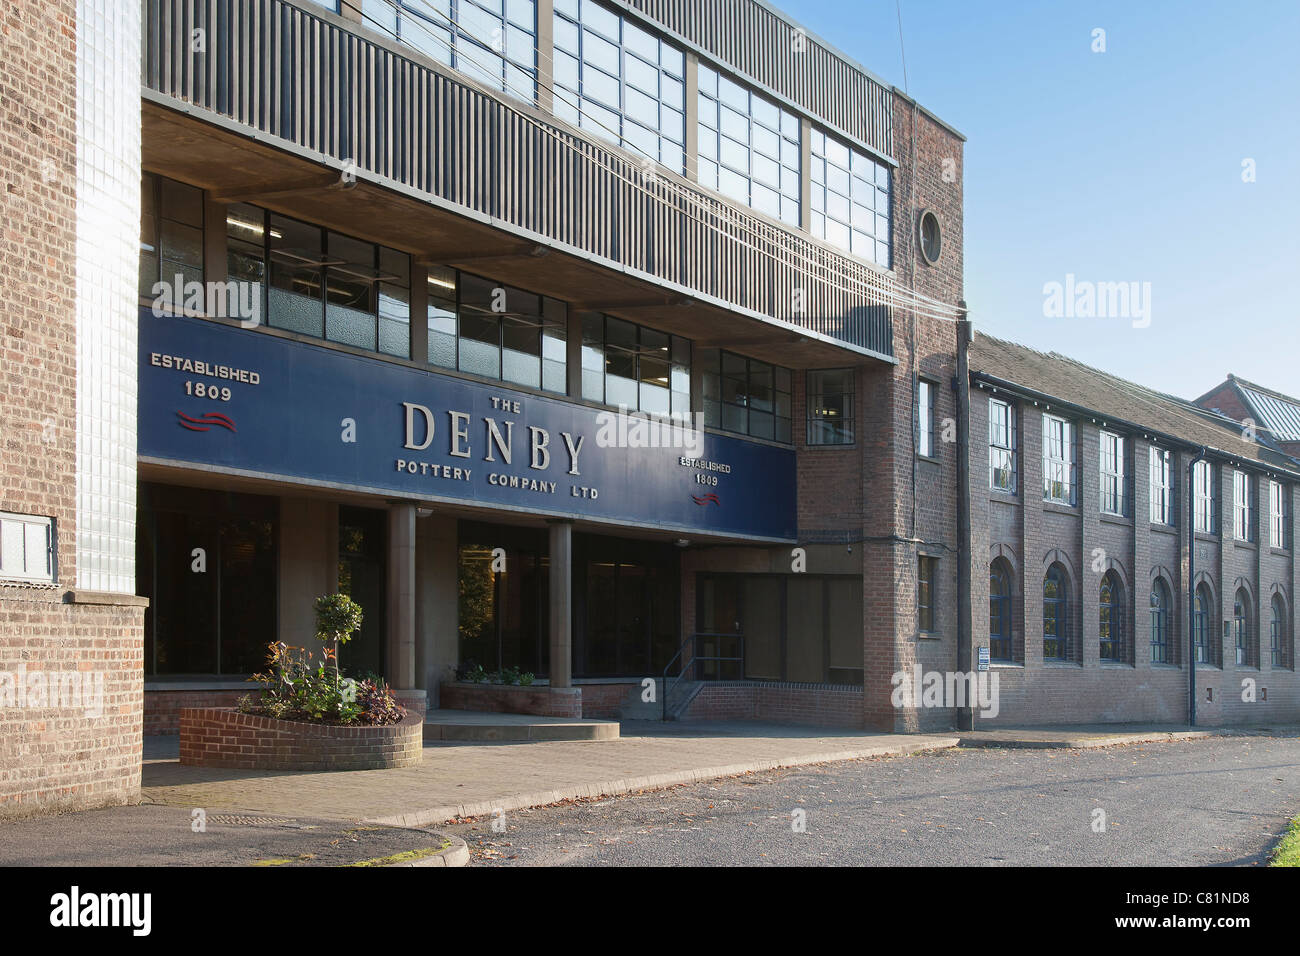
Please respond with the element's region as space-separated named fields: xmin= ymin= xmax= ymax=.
xmin=955 ymin=303 xmax=974 ymax=730
xmin=1187 ymin=447 xmax=1207 ymax=727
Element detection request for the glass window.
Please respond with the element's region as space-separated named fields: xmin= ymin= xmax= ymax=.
xmin=1042 ymin=415 xmax=1075 ymax=505
xmin=427 ymin=266 xmax=459 ymax=368
xmin=1193 ymin=583 xmax=1213 ymax=665
xmin=696 ymin=64 xmax=801 ymax=226
xmin=1099 ymin=571 xmax=1124 ymax=662
xmin=1044 ymin=565 xmax=1068 ymax=661
xmin=1270 ymin=481 xmax=1288 ymax=549
xmin=1233 ymin=471 xmax=1253 ymax=541
xmin=917 ymin=556 xmax=936 ymax=633
xmin=453 ymin=274 xmax=567 ymax=392
xmin=1234 ymin=589 xmax=1252 ymax=666
xmin=1100 ymin=431 xmax=1125 ymax=516
xmin=701 ymin=349 xmax=792 ymax=442
xmin=810 ymin=129 xmax=891 ymax=266
xmin=388 ymin=0 xmax=538 ymax=102
xmin=989 ymin=399 xmax=1016 ymax=492
xmin=807 ymin=369 xmax=854 ymax=445
xmin=918 ymin=379 xmax=935 ymax=457
xmin=582 ymin=315 xmax=691 ymax=417
xmin=989 ymin=560 xmax=1012 ymax=662
xmin=1194 ymin=461 xmax=1216 ymax=534
xmin=1272 ymin=595 xmax=1287 ymax=668
xmin=1150 ymin=579 xmax=1170 ymax=664
xmin=1149 ymin=446 xmax=1173 ymax=525
xmin=137 ymin=484 xmax=277 ymax=676
xmin=0 ymin=512 xmax=55 ymax=584
xmin=140 ymin=172 xmax=204 ymax=301
xmin=553 ymin=0 xmax=685 ymax=172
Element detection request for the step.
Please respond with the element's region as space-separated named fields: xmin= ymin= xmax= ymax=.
xmin=423 ymin=709 xmax=620 ymax=742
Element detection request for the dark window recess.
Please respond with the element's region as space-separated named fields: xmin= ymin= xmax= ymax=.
xmin=917 ymin=556 xmax=937 ymax=633
xmin=138 ymin=483 xmax=277 ymax=677
xmin=699 ymin=348 xmax=792 ymax=443
xmin=694 ymin=573 xmax=863 ymax=685
xmin=338 ymin=507 xmax=388 ymax=678
xmin=807 ymin=368 xmax=855 ymax=445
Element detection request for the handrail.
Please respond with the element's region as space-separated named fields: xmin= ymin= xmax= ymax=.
xmin=660 ymin=632 xmax=744 ymax=721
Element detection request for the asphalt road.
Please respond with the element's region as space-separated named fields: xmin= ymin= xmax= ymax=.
xmin=447 ymin=734 xmax=1300 ymax=866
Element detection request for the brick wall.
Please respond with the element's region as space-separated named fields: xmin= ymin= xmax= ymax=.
xmin=0 ymin=589 xmax=144 ymax=819
xmin=0 ymin=1 xmax=146 ymax=818
xmin=968 ymin=388 xmax=1300 ymax=727
xmin=179 ymin=708 xmax=423 ymax=771
xmin=683 ymin=682 xmax=865 ymax=728
xmin=144 ymin=690 xmax=248 ymax=735
xmin=440 ymin=681 xmax=583 ymax=718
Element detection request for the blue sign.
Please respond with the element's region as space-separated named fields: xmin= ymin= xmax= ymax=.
xmin=137 ymin=311 xmax=797 ymax=541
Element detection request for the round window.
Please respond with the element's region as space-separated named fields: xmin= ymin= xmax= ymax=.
xmin=918 ymin=209 xmax=943 ymax=265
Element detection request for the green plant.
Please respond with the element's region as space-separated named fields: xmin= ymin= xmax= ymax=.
xmin=518 ymin=671 xmax=535 ymax=686
xmin=241 ymin=640 xmax=399 ymax=726
xmin=314 ymin=593 xmax=363 ymax=689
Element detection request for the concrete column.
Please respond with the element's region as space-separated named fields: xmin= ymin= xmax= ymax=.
xmin=415 ymin=513 xmax=458 ymax=706
xmin=548 ymin=520 xmax=574 ymax=688
xmin=203 ymin=194 xmax=227 ymax=288
xmin=410 ymin=262 xmax=429 ymax=366
xmin=387 ymin=503 xmax=417 ymax=689
xmin=536 ymin=0 xmax=555 ymax=114
xmin=277 ymin=498 xmax=338 ymax=648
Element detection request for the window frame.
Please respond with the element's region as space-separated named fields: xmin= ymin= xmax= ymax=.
xmin=1150 ymin=579 xmax=1170 ymax=664
xmin=1041 ymin=414 xmax=1075 ymax=505
xmin=1099 ymin=570 xmax=1125 ymax=662
xmin=1193 ymin=583 xmax=1214 ymax=665
xmin=1233 ymin=470 xmax=1253 ymax=542
xmin=806 ymin=368 xmax=856 ymax=446
xmin=1270 ymin=480 xmax=1288 ymax=549
xmin=917 ymin=555 xmax=937 ymax=634
xmin=917 ymin=378 xmax=935 ymax=458
xmin=989 ymin=560 xmax=1013 ymax=662
xmin=1193 ymin=460 xmax=1216 ymax=534
xmin=1149 ymin=446 xmax=1174 ymax=525
xmin=1043 ymin=564 xmax=1070 ymax=661
xmin=1099 ymin=430 xmax=1126 ymax=516
xmin=0 ymin=512 xmax=56 ymax=585
xmin=988 ymin=398 xmax=1017 ymax=493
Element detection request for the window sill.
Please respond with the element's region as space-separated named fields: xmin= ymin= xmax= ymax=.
xmin=1193 ymin=532 xmax=1219 ymax=544
xmin=917 ymin=453 xmax=942 ymax=466
xmin=1099 ymin=512 xmax=1132 ymax=527
xmin=990 ymin=662 xmax=1023 ymax=669
xmin=1043 ymin=660 xmax=1081 ymax=668
xmin=1042 ymin=501 xmax=1080 ymax=516
xmin=989 ymin=488 xmax=1019 ymax=502
xmin=805 ymin=441 xmax=857 ymax=451
xmin=1099 ymin=660 xmax=1134 ymax=668
xmin=1269 ymin=546 xmax=1291 ymax=557
xmin=915 ymin=631 xmax=943 ymax=641
xmin=1150 ymin=662 xmax=1181 ymax=670
xmin=1150 ymin=523 xmax=1178 ymax=536
xmin=1232 ymin=538 xmax=1257 ymax=551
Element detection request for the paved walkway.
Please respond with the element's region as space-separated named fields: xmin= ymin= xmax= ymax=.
xmin=142 ymin=721 xmax=956 ymax=827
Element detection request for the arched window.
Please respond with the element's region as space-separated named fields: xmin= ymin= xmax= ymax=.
xmin=1193 ymin=584 xmax=1212 ymax=665
xmin=1099 ymin=571 xmax=1125 ymax=662
xmin=1044 ymin=564 xmax=1069 ymax=661
xmin=1272 ymin=595 xmax=1287 ymax=669
xmin=990 ymin=560 xmax=1012 ymax=661
xmin=1150 ymin=579 xmax=1171 ymax=664
xmin=1234 ymin=588 xmax=1252 ymax=667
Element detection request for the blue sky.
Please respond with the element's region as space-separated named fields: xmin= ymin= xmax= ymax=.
xmin=781 ymin=0 xmax=1300 ymax=399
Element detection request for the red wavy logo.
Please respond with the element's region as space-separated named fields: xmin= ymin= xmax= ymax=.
xmin=692 ymin=493 xmax=721 ymax=507
xmin=177 ymin=410 xmax=237 ymax=433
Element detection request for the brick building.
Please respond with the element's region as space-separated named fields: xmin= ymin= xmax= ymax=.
xmin=963 ymin=339 xmax=1300 ymax=729
xmin=1 ymin=0 xmax=1294 ymax=820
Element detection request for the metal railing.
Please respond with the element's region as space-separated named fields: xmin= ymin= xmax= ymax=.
xmin=660 ymin=632 xmax=744 ymax=721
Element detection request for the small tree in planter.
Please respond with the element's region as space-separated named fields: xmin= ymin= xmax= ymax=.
xmin=315 ymin=593 xmax=363 ymax=691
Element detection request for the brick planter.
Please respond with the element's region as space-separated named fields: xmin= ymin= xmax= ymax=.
xmin=440 ymin=681 xmax=582 ymax=718
xmin=179 ymin=708 xmax=423 ymax=771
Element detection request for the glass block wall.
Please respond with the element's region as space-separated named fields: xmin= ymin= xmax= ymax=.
xmin=75 ymin=0 xmax=141 ymax=593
